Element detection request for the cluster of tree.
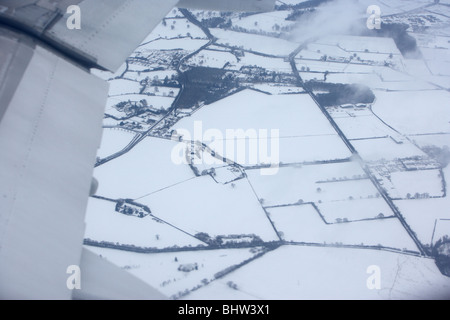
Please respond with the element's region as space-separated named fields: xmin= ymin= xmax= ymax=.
xmin=194 ymin=232 xmax=264 ymax=247
xmin=83 ymin=238 xmax=208 ymax=254
xmin=285 ymin=8 xmax=316 ymax=21
xmin=433 ymin=236 xmax=450 ymax=277
xmin=175 ymin=67 xmax=239 ymax=109
xmin=178 ymin=263 xmax=198 ymax=272
xmin=228 ymin=25 xmax=285 ymax=39
xmin=359 ymin=22 xmax=421 ymax=59
xmin=305 ymin=81 xmax=376 ymax=107
xmin=422 ymin=145 xmax=450 ymax=168
xmin=406 ymin=192 xmax=431 ymax=199
xmin=227 ymin=281 xmax=238 ymax=290
xmin=276 ymin=0 xmax=331 ymax=11
xmin=201 ymin=17 xmax=230 ymax=29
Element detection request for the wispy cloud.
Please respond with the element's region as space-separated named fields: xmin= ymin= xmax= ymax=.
xmin=288 ymin=0 xmax=368 ymax=43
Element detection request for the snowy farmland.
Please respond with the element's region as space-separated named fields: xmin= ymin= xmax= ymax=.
xmin=230 ymin=10 xmax=295 ymax=35
xmin=388 ymin=169 xmax=444 ymax=199
xmin=320 ymin=35 xmax=401 ymax=55
xmin=138 ymin=37 xmax=209 ymax=52
xmin=186 ymin=245 xmax=450 ymax=300
xmin=85 ymin=197 xmax=204 ymax=249
xmin=186 ymin=49 xmax=238 ymax=69
xmin=249 ymin=84 xmax=305 ymax=95
xmin=96 ymin=129 xmax=136 ymax=160
xmin=371 ymin=90 xmax=450 ymax=135
xmin=94 ymin=137 xmax=195 ymax=200
xmin=230 ymin=53 xmax=292 ymax=73
xmin=87 ymin=246 xmax=265 ymax=299
xmin=316 ymin=198 xmax=394 ymax=223
xmin=140 ymin=18 xmax=207 ymax=43
xmin=352 ymin=138 xmax=427 ymax=162
xmin=267 ymin=204 xmax=418 ymax=250
xmin=210 ymin=28 xmax=299 ymax=56
xmin=172 ymin=89 xmax=351 ymax=165
xmin=247 ymin=162 xmax=380 ymax=207
xmin=138 ymin=175 xmax=279 ymax=242
xmin=334 ymin=114 xmax=394 ymax=140
xmin=83 ymin=0 xmax=450 ymax=300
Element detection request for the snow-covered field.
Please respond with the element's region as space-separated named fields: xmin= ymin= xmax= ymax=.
xmin=296 ymin=59 xmax=351 ymax=73
xmin=267 ymin=204 xmax=418 ymax=250
xmin=352 ymin=138 xmax=427 ymax=162
xmin=96 ymin=128 xmax=136 ymax=160
xmin=140 ymin=18 xmax=207 ymax=43
xmin=109 ymin=79 xmax=142 ymax=96
xmin=230 ymin=53 xmax=293 ymax=73
xmin=139 ymin=38 xmax=209 ymax=51
xmin=210 ymin=28 xmax=299 ymax=56
xmin=334 ymin=115 xmax=393 ymax=140
xmin=316 ymin=198 xmax=394 ymax=223
xmin=94 ymin=137 xmax=195 ymax=200
xmin=85 ymin=197 xmax=204 ymax=248
xmin=395 ymin=197 xmax=450 ymax=248
xmin=186 ymin=49 xmax=238 ymax=69
xmin=393 ymin=166 xmax=450 ymax=247
xmin=249 ymin=84 xmax=305 ymax=95
xmin=87 ymin=246 xmax=264 ymax=299
xmin=138 ymin=175 xmax=279 ymax=242
xmin=412 ymin=134 xmax=450 ymax=149
xmin=230 ymin=10 xmax=294 ymax=35
xmin=389 ymin=169 xmax=444 ymax=199
xmin=320 ymin=35 xmax=401 ymax=55
xmin=172 ymin=89 xmax=351 ymax=165
xmin=247 ymin=162 xmax=380 ymax=207
xmin=186 ymin=245 xmax=450 ymax=300
xmin=391 ymin=165 xmax=450 ymax=248
xmin=371 ymin=90 xmax=450 ymax=135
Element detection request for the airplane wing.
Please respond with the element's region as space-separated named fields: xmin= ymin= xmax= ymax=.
xmin=0 ymin=0 xmax=275 ymax=300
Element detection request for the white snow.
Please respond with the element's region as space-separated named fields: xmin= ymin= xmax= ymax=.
xmin=389 ymin=169 xmax=444 ymax=199
xmin=186 ymin=49 xmax=238 ymax=69
xmin=109 ymin=79 xmax=142 ymax=96
xmin=187 ymin=245 xmax=450 ymax=300
xmin=249 ymin=84 xmax=305 ymax=95
xmin=86 ymin=246 xmax=264 ymax=299
xmin=172 ymin=89 xmax=351 ymax=166
xmin=230 ymin=11 xmax=294 ymax=35
xmin=352 ymin=138 xmax=427 ymax=162
xmin=140 ymin=18 xmax=207 ymax=43
xmin=94 ymin=137 xmax=195 ymax=200
xmin=231 ymin=53 xmax=292 ymax=73
xmin=85 ymin=197 xmax=204 ymax=248
xmin=210 ymin=28 xmax=299 ymax=56
xmin=319 ymin=35 xmax=401 ymax=55
xmin=139 ymin=38 xmax=209 ymax=51
xmin=247 ymin=162 xmax=380 ymax=207
xmin=412 ymin=134 xmax=450 ymax=149
xmin=371 ymin=90 xmax=450 ymax=135
xmin=317 ymin=198 xmax=394 ymax=223
xmin=267 ymin=204 xmax=418 ymax=250
xmin=138 ymin=175 xmax=279 ymax=242
xmin=96 ymin=128 xmax=136 ymax=160
xmin=334 ymin=115 xmax=393 ymax=140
